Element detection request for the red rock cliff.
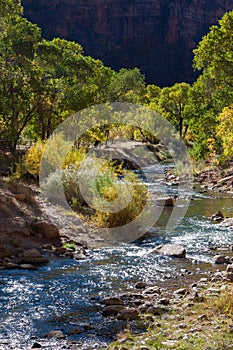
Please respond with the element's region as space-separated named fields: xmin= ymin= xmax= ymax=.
xmin=21 ymin=0 xmax=233 ymax=86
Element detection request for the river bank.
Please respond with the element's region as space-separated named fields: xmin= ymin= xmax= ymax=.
xmin=194 ymin=162 xmax=233 ymax=194
xmin=0 ymin=161 xmax=232 ymax=349
xmin=107 ymin=269 xmax=233 ymax=350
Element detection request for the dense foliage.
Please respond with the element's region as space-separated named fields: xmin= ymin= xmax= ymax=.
xmin=0 ymin=0 xmax=232 ymax=163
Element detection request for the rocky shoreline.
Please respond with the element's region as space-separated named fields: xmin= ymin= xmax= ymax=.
xmin=0 ymin=163 xmax=232 ymax=349
xmin=106 ymin=267 xmax=233 ymax=350
xmin=194 ymin=164 xmax=233 ymax=194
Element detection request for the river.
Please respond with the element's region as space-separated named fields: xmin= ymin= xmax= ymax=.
xmin=0 ymin=165 xmax=233 ymax=349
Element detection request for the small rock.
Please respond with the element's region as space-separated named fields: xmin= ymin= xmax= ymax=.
xmin=21 ymin=249 xmax=49 ymax=265
xmin=117 ymin=308 xmax=139 ymax=321
xmin=153 ymin=243 xmax=186 ymax=258
xmin=226 ymin=264 xmax=233 ymax=272
xmin=207 ymin=288 xmax=221 ymax=294
xmin=158 ymin=298 xmax=170 ymax=306
xmin=19 ymin=264 xmax=38 ymax=270
xmin=101 ymin=297 xmax=124 ymax=305
xmin=73 ymin=252 xmax=87 ymax=259
xmin=212 ymin=255 xmax=231 ymax=264
xmin=3 ymin=262 xmax=20 ymax=269
xmin=69 ymin=327 xmax=82 ymax=335
xmin=226 ymin=273 xmax=233 ymax=282
xmin=178 ymin=323 xmax=187 ymax=329
xmin=211 ymin=211 xmax=224 ymax=221
xmin=31 ymin=342 xmax=42 ymax=348
xmin=187 ymin=292 xmax=204 ymax=302
xmin=147 ymin=306 xmax=165 ymax=315
xmin=102 ymin=305 xmax=125 ymax=316
xmin=173 ymin=288 xmax=187 ymax=296
xmin=199 ymin=277 xmax=208 ymax=283
xmin=198 ymin=314 xmax=208 ymax=320
xmin=138 ymin=303 xmax=153 ymax=313
xmin=143 ymin=286 xmax=161 ymax=295
xmin=135 ymin=281 xmax=146 ymax=289
xmin=14 ymin=193 xmax=26 ymax=201
xmin=162 ymin=340 xmax=178 ymax=347
xmin=55 ymin=247 xmax=67 ymax=255
xmin=47 ymin=330 xmax=65 ymax=339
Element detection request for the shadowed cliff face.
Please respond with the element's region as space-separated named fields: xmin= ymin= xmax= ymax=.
xmin=22 ymin=0 xmax=232 ymax=86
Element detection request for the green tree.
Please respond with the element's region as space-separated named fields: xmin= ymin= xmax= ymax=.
xmin=108 ymin=68 xmax=146 ymax=103
xmin=193 ymin=10 xmax=233 ymax=96
xmin=186 ymin=11 xmax=233 ymax=159
xmin=157 ymin=82 xmax=190 ymax=138
xmin=0 ymin=5 xmax=43 ymax=148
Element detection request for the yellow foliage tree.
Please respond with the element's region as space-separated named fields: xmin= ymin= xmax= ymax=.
xmin=217 ymin=105 xmax=233 ymax=159
xmin=24 ymin=140 xmax=45 ymax=176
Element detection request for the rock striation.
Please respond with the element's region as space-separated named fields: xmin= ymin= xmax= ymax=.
xmin=22 ymin=0 xmax=233 ymax=85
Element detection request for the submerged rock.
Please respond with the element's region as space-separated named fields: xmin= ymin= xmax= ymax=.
xmin=153 ymin=243 xmax=186 ymax=258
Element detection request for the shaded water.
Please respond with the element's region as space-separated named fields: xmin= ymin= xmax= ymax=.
xmin=0 ymin=165 xmax=233 ymax=349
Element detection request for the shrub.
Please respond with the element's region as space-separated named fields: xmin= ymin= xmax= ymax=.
xmin=24 ymin=140 xmax=45 ymax=177
xmin=93 ymin=171 xmax=148 ymax=228
xmin=24 ymin=137 xmax=87 ymax=178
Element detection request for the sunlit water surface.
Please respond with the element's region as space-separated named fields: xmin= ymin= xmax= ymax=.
xmin=0 ymin=165 xmax=232 ymax=349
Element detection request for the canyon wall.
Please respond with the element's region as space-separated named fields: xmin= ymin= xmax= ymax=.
xmin=22 ymin=0 xmax=233 ymax=85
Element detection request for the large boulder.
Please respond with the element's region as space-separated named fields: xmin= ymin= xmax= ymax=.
xmin=152 ymin=243 xmax=186 ymax=258
xmin=31 ymin=222 xmax=60 ymax=239
xmin=21 ymin=248 xmax=49 ymax=265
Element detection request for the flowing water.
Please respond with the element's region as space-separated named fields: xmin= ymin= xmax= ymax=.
xmin=0 ymin=165 xmax=233 ymax=349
